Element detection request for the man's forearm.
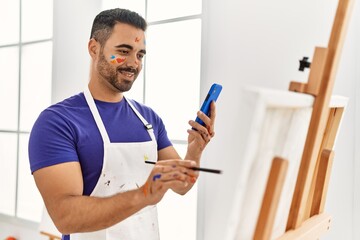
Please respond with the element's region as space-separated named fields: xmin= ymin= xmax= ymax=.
xmin=50 ymin=188 xmax=147 ymax=234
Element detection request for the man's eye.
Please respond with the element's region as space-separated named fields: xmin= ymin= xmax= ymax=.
xmin=137 ymin=54 xmax=144 ymax=59
xmin=119 ymin=50 xmax=129 ymax=54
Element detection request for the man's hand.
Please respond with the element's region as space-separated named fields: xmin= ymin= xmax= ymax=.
xmin=141 ymin=160 xmax=198 ymax=203
xmin=186 ymin=101 xmax=216 ymax=160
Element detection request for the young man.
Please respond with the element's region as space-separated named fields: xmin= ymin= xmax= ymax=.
xmin=29 ymin=8 xmax=216 ymax=240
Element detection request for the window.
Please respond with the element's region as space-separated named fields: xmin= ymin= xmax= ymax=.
xmin=102 ymin=1 xmax=202 ymax=239
xmin=0 ymin=0 xmax=53 ymax=223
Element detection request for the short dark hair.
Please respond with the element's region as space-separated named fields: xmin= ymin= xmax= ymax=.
xmin=90 ymin=8 xmax=147 ymax=47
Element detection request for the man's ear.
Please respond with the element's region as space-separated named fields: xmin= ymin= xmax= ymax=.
xmin=88 ymin=38 xmax=99 ymax=59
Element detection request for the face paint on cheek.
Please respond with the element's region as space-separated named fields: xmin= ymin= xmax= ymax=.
xmin=116 ymin=57 xmax=126 ymax=63
xmin=110 ymin=55 xmax=117 ymax=64
xmin=109 ymin=55 xmax=126 ymax=64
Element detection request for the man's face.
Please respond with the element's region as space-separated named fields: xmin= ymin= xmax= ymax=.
xmin=96 ymin=22 xmax=146 ymax=93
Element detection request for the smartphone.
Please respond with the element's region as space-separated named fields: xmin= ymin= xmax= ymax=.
xmin=195 ymin=83 xmax=222 ymax=126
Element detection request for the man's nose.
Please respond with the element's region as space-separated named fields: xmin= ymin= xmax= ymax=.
xmin=125 ymin=54 xmax=139 ymax=68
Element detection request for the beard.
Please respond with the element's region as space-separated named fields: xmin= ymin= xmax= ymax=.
xmin=96 ymin=52 xmax=138 ymax=92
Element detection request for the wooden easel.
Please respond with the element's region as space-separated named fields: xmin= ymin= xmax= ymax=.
xmin=40 ymin=231 xmax=61 ymax=240
xmin=253 ymin=0 xmax=354 ymax=239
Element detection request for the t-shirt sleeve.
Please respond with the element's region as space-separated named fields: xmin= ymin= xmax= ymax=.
xmin=155 ymin=116 xmax=172 ymax=151
xmin=29 ymin=109 xmax=79 ymax=173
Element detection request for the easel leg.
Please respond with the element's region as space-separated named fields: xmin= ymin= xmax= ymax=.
xmin=254 ymin=157 xmax=288 ymax=240
xmin=311 ymin=149 xmax=334 ymax=215
xmin=304 ymin=107 xmax=344 ymax=219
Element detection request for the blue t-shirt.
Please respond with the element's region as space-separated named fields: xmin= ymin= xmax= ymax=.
xmin=29 ymin=92 xmax=172 ymax=193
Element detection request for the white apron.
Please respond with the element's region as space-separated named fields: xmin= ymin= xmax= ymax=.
xmin=71 ymin=88 xmax=160 ymax=240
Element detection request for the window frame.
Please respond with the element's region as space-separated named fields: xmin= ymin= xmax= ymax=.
xmin=0 ymin=0 xmax=53 ymax=225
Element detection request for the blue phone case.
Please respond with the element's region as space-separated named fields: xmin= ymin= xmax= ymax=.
xmin=195 ymin=83 xmax=222 ymax=126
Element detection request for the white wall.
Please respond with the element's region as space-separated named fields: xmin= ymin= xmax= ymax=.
xmin=198 ymin=0 xmax=359 ymax=240
xmin=52 ymin=0 xmax=101 ymax=103
xmin=352 ymin=0 xmax=360 ymax=239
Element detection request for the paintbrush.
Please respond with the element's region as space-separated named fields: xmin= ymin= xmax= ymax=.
xmin=145 ymin=161 xmax=222 ymax=174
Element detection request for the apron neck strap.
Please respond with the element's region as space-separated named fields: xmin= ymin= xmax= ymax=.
xmin=126 ymin=99 xmax=156 ymax=141
xmin=84 ymin=87 xmax=111 ymax=144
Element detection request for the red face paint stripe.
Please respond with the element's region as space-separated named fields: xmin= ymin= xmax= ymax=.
xmin=116 ymin=57 xmax=125 ymax=63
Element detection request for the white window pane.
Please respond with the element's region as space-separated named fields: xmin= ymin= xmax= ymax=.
xmin=145 ymin=20 xmax=201 ymax=140
xmin=17 ymin=133 xmax=43 ymax=221
xmin=0 ymin=133 xmax=17 ymax=216
xmin=0 ymin=0 xmax=19 ymax=45
xmin=20 ymin=41 xmax=52 ymax=132
xmin=147 ymin=0 xmax=202 ymax=22
xmin=0 ymin=47 xmax=19 ymax=130
xmin=158 ymin=144 xmax=196 ymax=240
xmin=102 ymin=0 xmax=145 ymax=17
xmin=124 ymin=70 xmax=144 ymax=103
xmin=21 ymin=0 xmax=53 ymax=42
